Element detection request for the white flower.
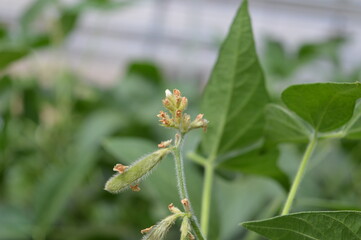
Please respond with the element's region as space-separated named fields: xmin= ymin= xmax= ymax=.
xmin=165 ymin=89 xmax=172 ymax=97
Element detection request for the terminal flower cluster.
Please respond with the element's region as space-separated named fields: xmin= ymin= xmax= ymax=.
xmin=157 ymin=89 xmax=208 ymax=133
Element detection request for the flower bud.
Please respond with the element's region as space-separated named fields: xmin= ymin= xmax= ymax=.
xmin=180 ymin=114 xmax=191 ymax=133
xmin=181 ymin=198 xmax=191 ymax=212
xmin=190 ymin=114 xmax=209 ymax=131
xmin=105 ymin=148 xmax=170 ymax=193
xmin=162 ymin=99 xmax=175 ymax=111
xmin=179 ymin=97 xmax=188 ymax=110
xmin=158 ymin=88 xmax=207 ymax=134
xmin=176 ymin=110 xmax=182 ymax=118
xmin=175 ymin=110 xmax=182 ymax=124
xmin=196 ymin=114 xmax=204 ymax=121
xmin=173 ymin=89 xmax=181 ymax=97
xmin=168 ymin=203 xmax=182 ymax=214
xmin=158 ymin=139 xmax=172 ymax=148
xmin=165 ymin=89 xmax=172 ymax=97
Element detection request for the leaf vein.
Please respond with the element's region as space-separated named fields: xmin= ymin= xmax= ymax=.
xmin=319 ymin=214 xmax=361 ymax=240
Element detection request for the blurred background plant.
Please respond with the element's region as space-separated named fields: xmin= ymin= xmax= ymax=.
xmin=1 ymin=0 xmax=361 ymax=240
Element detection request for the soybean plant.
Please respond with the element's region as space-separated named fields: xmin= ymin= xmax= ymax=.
xmin=105 ymin=89 xmax=208 ymax=240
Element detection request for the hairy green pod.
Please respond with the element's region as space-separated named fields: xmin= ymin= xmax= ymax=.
xmin=180 ymin=216 xmax=191 ymax=240
xmin=105 ymin=148 xmax=170 ymax=193
xmin=142 ymin=213 xmax=184 ymax=240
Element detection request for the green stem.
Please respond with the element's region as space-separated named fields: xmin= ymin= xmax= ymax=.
xmin=200 ymin=160 xmax=214 ymax=238
xmin=173 ymin=137 xmax=205 ymax=240
xmin=187 ymin=152 xmax=208 ymax=167
xmin=318 ymin=131 xmax=345 ymax=140
xmin=281 ymin=132 xmax=318 ymax=215
xmin=187 ymin=152 xmax=214 ymax=238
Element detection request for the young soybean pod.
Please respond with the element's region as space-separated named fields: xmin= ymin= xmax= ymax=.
xmin=142 ymin=213 xmax=184 ymax=240
xmin=104 ymin=148 xmax=170 ymax=193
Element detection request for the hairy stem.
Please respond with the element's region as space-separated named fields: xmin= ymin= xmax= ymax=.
xmin=187 ymin=152 xmax=213 ymax=238
xmin=200 ymin=161 xmax=214 ymax=237
xmin=281 ymin=132 xmax=318 ymax=215
xmin=173 ymin=136 xmax=205 ymax=240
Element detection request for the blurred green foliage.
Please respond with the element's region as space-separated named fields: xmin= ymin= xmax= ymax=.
xmin=1 ymin=0 xmax=361 ymax=240
xmin=0 ymin=73 xmax=162 ymax=240
xmin=263 ymin=36 xmax=347 ymax=80
xmin=262 ymin=36 xmax=361 ymax=99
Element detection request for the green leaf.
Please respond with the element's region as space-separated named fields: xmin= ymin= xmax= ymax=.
xmin=0 ymin=48 xmax=30 ymax=70
xmin=200 ymin=0 xmax=269 ymax=157
xmin=22 ymin=82 xmax=42 ymax=123
xmin=218 ymin=148 xmax=289 ymax=190
xmin=263 ymin=38 xmax=296 ymax=79
xmin=0 ymin=24 xmax=7 ymax=39
xmin=126 ymin=60 xmax=165 ymax=86
xmin=242 ymin=211 xmax=361 ymax=240
xmin=28 ymin=34 xmax=51 ymax=48
xmin=297 ymin=36 xmax=346 ymax=64
xmin=282 ymin=83 xmax=361 ymax=132
xmin=265 ymin=104 xmax=311 ymax=144
xmin=344 ymin=103 xmax=361 ymax=139
xmin=0 ymin=75 xmax=12 ymax=92
xmin=58 ymin=10 xmax=79 ymax=37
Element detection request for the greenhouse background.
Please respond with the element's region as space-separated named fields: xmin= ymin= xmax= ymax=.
xmin=1 ymin=0 xmax=361 ymax=240
xmin=1 ymin=0 xmax=361 ymax=84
